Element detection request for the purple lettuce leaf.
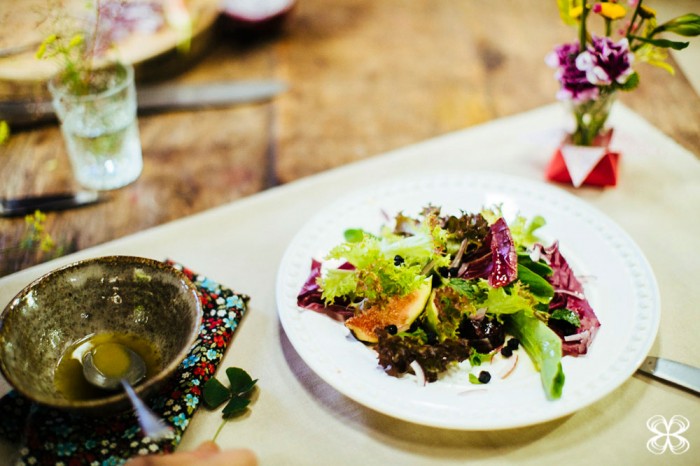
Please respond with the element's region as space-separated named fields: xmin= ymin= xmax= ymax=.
xmin=487 ymin=218 xmax=518 ymax=287
xmin=296 ymin=260 xmax=355 ymax=320
xmin=458 ymin=218 xmax=517 ymax=288
xmin=538 ymin=242 xmax=601 ymax=356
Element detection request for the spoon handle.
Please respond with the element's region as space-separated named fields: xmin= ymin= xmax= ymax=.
xmin=121 ymin=380 xmax=173 ymax=440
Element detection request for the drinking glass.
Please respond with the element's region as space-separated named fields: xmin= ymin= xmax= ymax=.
xmin=49 ymin=62 xmax=143 ymax=191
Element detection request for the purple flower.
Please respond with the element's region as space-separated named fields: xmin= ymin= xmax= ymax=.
xmin=576 ymin=37 xmax=634 ymax=86
xmin=546 ymin=42 xmax=599 ymax=102
xmin=547 ymin=36 xmax=635 ymax=103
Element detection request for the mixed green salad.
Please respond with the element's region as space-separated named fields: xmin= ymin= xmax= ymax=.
xmin=297 ymin=206 xmax=600 ymax=399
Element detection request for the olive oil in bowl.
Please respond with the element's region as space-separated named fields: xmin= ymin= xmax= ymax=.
xmin=54 ymin=332 xmax=161 ymax=401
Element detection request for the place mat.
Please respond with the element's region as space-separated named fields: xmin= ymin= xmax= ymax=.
xmin=0 ymin=261 xmax=249 ymax=465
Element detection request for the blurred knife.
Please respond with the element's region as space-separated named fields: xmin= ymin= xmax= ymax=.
xmin=0 ymin=79 xmax=287 ymax=126
xmin=137 ymin=80 xmax=286 ymax=113
xmin=0 ymin=191 xmax=107 ymax=217
xmin=637 ymin=356 xmax=700 ymax=396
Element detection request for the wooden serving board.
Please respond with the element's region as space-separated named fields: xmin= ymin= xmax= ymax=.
xmin=0 ymin=0 xmax=220 ymax=98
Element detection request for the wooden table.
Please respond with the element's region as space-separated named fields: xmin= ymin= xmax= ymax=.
xmin=1 ymin=0 xmax=699 ymax=276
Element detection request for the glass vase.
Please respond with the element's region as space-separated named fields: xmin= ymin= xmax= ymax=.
xmin=48 ymin=62 xmax=143 ymax=191
xmin=567 ymin=91 xmax=616 ymax=147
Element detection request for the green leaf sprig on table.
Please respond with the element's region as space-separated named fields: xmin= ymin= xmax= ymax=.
xmin=202 ymin=367 xmax=258 ymax=442
xmin=0 ymin=211 xmax=70 ymax=277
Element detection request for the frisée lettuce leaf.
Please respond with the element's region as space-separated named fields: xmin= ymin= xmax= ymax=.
xmin=321 ymin=219 xmax=450 ymax=305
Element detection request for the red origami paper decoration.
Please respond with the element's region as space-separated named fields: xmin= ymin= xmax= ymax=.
xmin=546 ymin=129 xmax=620 ymax=188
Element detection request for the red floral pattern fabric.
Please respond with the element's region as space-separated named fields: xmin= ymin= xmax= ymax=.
xmin=0 ymin=262 xmax=249 ymax=465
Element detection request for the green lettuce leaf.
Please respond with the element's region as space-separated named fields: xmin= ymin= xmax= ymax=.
xmin=516 ymin=251 xmax=553 ymax=277
xmin=480 ymin=281 xmax=537 ymax=317
xmin=506 ymin=311 xmax=565 ymax=400
xmin=321 ymin=217 xmax=449 ymax=304
xmin=550 ymin=308 xmax=582 ymax=328
xmin=516 ymin=264 xmax=554 ymax=303
xmin=320 ymin=267 xmax=357 ymax=303
xmin=509 ymin=214 xmax=546 ymax=249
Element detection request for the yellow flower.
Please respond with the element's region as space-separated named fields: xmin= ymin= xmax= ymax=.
xmin=0 ymin=120 xmax=9 ymax=145
xmin=40 ymin=235 xmax=56 ymax=253
xmin=557 ymin=0 xmax=582 ymax=26
xmin=35 ymin=34 xmax=57 ymax=59
xmin=22 ymin=210 xmax=59 ymax=254
xmin=26 ymin=210 xmax=47 ymax=226
xmin=593 ymin=3 xmax=626 ymax=20
xmin=639 ymin=5 xmax=657 ymax=19
xmin=68 ymin=34 xmax=84 ymax=48
xmin=635 ymin=43 xmax=674 ymax=75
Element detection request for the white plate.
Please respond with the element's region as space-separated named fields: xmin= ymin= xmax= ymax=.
xmin=275 ymin=172 xmax=660 ymax=430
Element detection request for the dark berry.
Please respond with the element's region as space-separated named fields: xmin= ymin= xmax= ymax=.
xmin=478 ymin=371 xmax=491 ymax=384
xmin=431 ymin=273 xmax=442 ymax=288
xmin=385 ymin=324 xmax=398 ymax=335
xmin=393 ymin=255 xmax=404 ymax=266
xmin=500 ymin=346 xmax=513 ymax=358
xmin=507 ymin=338 xmax=520 ymax=350
xmin=458 ymin=316 xmax=505 ymax=353
xmin=426 ymin=331 xmax=438 ymax=345
xmin=395 ymin=360 xmax=407 ymax=373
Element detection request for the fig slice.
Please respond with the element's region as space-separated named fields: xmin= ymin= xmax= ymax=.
xmin=345 ymin=279 xmax=432 ymax=344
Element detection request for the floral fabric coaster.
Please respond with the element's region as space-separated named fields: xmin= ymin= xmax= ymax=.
xmin=0 ymin=262 xmax=249 ymax=465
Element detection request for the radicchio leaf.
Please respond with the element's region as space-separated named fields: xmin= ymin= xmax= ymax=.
xmin=487 ymin=218 xmax=518 ymax=287
xmin=457 ymin=241 xmax=491 ymax=280
xmin=538 ymin=242 xmax=600 ymax=355
xmin=458 ymin=218 xmax=517 ymax=288
xmin=296 ymin=260 xmax=355 ymax=320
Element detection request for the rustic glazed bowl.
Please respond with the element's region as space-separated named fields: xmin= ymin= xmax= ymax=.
xmin=0 ymin=256 xmax=202 ymax=414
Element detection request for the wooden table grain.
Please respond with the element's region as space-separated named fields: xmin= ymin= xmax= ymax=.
xmin=1 ymin=0 xmax=699 ymax=277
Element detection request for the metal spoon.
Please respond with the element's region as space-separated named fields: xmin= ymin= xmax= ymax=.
xmin=83 ymin=344 xmax=173 ymax=440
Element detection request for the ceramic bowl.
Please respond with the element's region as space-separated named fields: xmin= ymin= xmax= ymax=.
xmin=0 ymin=256 xmax=202 ymax=414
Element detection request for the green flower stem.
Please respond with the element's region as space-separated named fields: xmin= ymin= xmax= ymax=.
xmin=212 ymin=419 xmax=227 ymax=443
xmin=627 ymin=0 xmax=643 ymax=50
xmin=202 ymin=367 xmax=257 ymax=444
xmin=580 ymin=3 xmax=590 ymax=52
xmin=570 ymin=92 xmax=616 ymax=146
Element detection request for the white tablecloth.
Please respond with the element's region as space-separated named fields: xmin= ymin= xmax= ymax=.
xmin=1 ymin=103 xmax=698 ymax=465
